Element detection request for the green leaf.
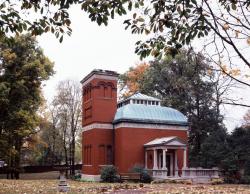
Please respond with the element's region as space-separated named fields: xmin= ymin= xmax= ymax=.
xmin=59 ymin=35 xmax=63 ymax=43
xmin=133 ymin=13 xmax=137 ymax=19
xmin=128 ymin=1 xmax=132 ymax=10
xmin=97 ymin=16 xmax=102 ymax=25
xmin=232 ymin=3 xmax=237 ymax=10
xmin=111 ymin=10 xmax=114 ymax=19
xmin=191 ymin=0 xmax=197 ymax=4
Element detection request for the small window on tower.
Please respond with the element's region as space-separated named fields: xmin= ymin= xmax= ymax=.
xmin=83 ymin=146 xmax=87 ymax=164
xmin=98 ymin=145 xmax=105 ymax=165
xmin=106 ymin=145 xmax=113 ymax=165
xmin=84 ymin=145 xmax=92 ymax=165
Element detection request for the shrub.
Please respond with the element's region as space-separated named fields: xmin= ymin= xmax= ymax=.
xmin=155 ymin=179 xmax=192 ymax=184
xmin=240 ymin=176 xmax=250 ymax=184
xmin=211 ymin=178 xmax=224 ymax=185
xmin=74 ymin=171 xmax=81 ymax=180
xmin=131 ymin=164 xmax=152 ymax=183
xmin=100 ymin=165 xmax=118 ymax=182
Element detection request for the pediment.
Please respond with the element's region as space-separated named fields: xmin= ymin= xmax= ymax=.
xmin=166 ymin=140 xmax=186 ymax=146
xmin=144 ymin=136 xmax=186 ymax=147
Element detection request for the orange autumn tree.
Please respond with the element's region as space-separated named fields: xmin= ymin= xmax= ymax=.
xmin=119 ymin=62 xmax=149 ymax=98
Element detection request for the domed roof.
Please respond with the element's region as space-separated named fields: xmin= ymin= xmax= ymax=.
xmin=113 ymin=104 xmax=188 ymax=125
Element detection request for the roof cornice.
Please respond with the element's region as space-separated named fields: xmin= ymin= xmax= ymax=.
xmin=114 ymin=122 xmax=188 ymax=131
xmin=80 ymin=69 xmax=119 ymax=84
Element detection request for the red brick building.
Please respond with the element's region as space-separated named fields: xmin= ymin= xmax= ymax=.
xmin=81 ymin=69 xmax=188 ymax=181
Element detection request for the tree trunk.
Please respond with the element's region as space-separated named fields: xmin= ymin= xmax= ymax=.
xmin=14 ymin=137 xmax=22 ymax=179
xmin=69 ymin=142 xmax=72 ymax=176
xmin=64 ymin=144 xmax=68 ymax=178
xmin=71 ymin=136 xmax=75 ymax=176
xmin=52 ymin=126 xmax=56 ymax=166
xmin=10 ymin=157 xmax=14 ymax=179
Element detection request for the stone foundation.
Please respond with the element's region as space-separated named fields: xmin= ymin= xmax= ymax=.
xmin=81 ymin=174 xmax=101 ymax=182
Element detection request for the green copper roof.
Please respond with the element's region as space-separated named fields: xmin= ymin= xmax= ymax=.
xmin=113 ymin=104 xmax=188 ymax=125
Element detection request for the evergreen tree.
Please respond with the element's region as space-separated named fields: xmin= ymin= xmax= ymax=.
xmin=221 ymin=126 xmax=250 ymax=183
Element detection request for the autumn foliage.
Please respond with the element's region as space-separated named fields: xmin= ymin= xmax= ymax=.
xmin=119 ymin=62 xmax=149 ymax=97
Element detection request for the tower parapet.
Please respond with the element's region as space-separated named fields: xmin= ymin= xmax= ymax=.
xmin=81 ymin=69 xmax=119 ymax=126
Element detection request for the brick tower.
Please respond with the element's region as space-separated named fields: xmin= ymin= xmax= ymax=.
xmin=81 ymin=69 xmax=119 ymax=181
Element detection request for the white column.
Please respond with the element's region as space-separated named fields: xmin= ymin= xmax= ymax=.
xmin=145 ymin=150 xmax=148 ymax=169
xmin=153 ymin=149 xmax=158 ymax=170
xmin=175 ymin=150 xmax=178 ymax=177
xmin=162 ymin=149 xmax=166 ymax=169
xmin=183 ymin=149 xmax=187 ymax=168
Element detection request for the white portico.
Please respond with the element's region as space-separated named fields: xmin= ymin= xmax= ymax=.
xmin=144 ymin=136 xmax=187 ymax=178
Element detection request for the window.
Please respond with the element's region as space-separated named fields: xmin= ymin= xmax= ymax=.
xmin=88 ymin=87 xmax=91 ymax=99
xmin=152 ymin=101 xmax=155 ymax=105
xmin=137 ymin=100 xmax=140 ymax=104
xmin=99 ymin=85 xmax=105 ymax=97
xmin=99 ymin=145 xmax=105 ymax=164
xmin=84 ymin=88 xmax=88 ymax=100
xmin=89 ymin=145 xmax=92 ymax=164
xmin=107 ymin=86 xmax=112 ymax=98
xmin=133 ymin=99 xmax=135 ymax=104
xmin=148 ymin=101 xmax=151 ymax=105
xmin=84 ymin=107 xmax=92 ymax=119
xmin=83 ymin=146 xmax=87 ymax=164
xmin=104 ymin=86 xmax=108 ymax=97
xmin=84 ymin=85 xmax=92 ymax=101
xmin=156 ymin=102 xmax=158 ymax=105
xmin=84 ymin=145 xmax=92 ymax=165
xmin=106 ymin=145 xmax=113 ymax=165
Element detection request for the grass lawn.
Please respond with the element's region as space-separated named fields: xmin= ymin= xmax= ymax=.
xmin=0 ymin=179 xmax=250 ymax=194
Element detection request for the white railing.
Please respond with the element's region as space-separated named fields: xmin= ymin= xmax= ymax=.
xmin=149 ymin=167 xmax=219 ymax=180
xmin=151 ymin=169 xmax=168 ymax=178
xmin=182 ymin=167 xmax=219 ymax=178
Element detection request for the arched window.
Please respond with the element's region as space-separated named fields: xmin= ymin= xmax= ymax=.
xmin=97 ymin=81 xmax=106 ymax=97
xmin=106 ymin=145 xmax=113 ymax=165
xmin=83 ymin=84 xmax=92 ymax=101
xmin=99 ymin=144 xmax=105 ymax=165
xmin=106 ymin=82 xmax=114 ymax=98
xmin=84 ymin=145 xmax=92 ymax=165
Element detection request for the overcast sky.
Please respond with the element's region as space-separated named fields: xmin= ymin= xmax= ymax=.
xmin=37 ymin=6 xmax=250 ymax=132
